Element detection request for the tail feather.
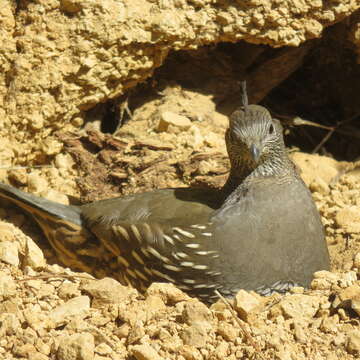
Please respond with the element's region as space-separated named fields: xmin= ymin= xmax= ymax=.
xmin=0 ymin=182 xmax=82 ymax=225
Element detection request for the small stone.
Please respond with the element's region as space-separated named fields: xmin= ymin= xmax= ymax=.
xmin=28 ymin=351 xmax=48 ymax=360
xmin=40 ymin=189 xmax=69 ymax=205
xmin=332 ymin=333 xmax=346 ymax=346
xmin=144 ymin=295 xmax=166 ymax=312
xmin=309 ymin=177 xmax=330 ymax=195
xmin=27 ymin=174 xmax=48 ymax=194
xmin=217 ymin=321 xmax=238 ymax=342
xmin=146 ymin=283 xmax=190 ymax=304
xmin=278 ymin=294 xmax=320 ymax=319
xmin=40 ymin=138 xmax=62 ymax=156
xmin=182 ymin=300 xmax=213 ymax=326
xmin=293 ymin=323 xmax=307 ymax=344
xmin=115 ymin=323 xmax=130 ymax=339
xmin=58 ymin=282 xmax=81 ymax=300
xmin=37 ymin=283 xmax=55 ymax=299
xmin=204 ymin=132 xmax=223 ymax=148
xmin=131 ymin=344 xmax=162 ymax=360
xmin=0 ymin=241 xmax=19 ymax=266
xmin=157 ymin=111 xmax=192 ymax=133
xmin=55 ymin=153 xmax=74 ymax=170
xmin=8 ymin=170 xmax=28 ymax=186
xmin=320 ymin=315 xmax=339 ymax=334
xmin=24 ymin=237 xmax=46 ymax=269
xmin=234 ymin=290 xmax=263 ymax=322
xmin=127 ymin=321 xmax=146 ymax=345
xmin=57 ymin=333 xmax=94 ymax=360
xmin=0 ymin=273 xmax=16 ymax=298
xmin=332 ymin=284 xmax=360 ymax=310
xmin=346 ymin=330 xmax=360 ymax=354
xmin=81 ymin=278 xmax=137 ymax=308
xmin=49 ymin=296 xmax=90 ymax=327
xmin=94 ymin=343 xmax=112 ymax=356
xmin=180 ymin=345 xmax=202 ymax=360
xmin=181 ymin=323 xmax=208 ymax=347
xmin=13 ymin=344 xmax=37 ymax=358
xmin=0 ymin=313 xmax=20 ymax=336
xmin=335 ymin=206 xmax=360 ymax=233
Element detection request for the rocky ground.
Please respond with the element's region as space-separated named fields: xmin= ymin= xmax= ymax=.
xmin=0 ymin=87 xmax=359 ymax=360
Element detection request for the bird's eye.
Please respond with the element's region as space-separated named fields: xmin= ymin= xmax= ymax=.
xmin=269 ymin=124 xmax=274 ymax=134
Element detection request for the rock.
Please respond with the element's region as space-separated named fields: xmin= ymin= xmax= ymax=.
xmin=0 ymin=241 xmax=19 ymax=266
xmin=293 ymin=323 xmax=307 ymax=344
xmin=346 ymin=330 xmax=360 ymax=354
xmin=49 ymin=296 xmax=90 ymax=327
xmin=40 ymin=189 xmax=70 ymax=206
xmin=179 ymin=345 xmax=203 ymax=360
xmin=13 ymin=344 xmax=37 ymax=358
xmin=234 ymin=290 xmax=263 ymax=322
xmin=277 ymin=294 xmax=320 ymax=320
xmin=204 ymin=132 xmax=223 ymax=148
xmin=335 ymin=206 xmax=360 ymax=233
xmin=320 ymin=315 xmax=339 ymax=334
xmin=311 ymin=271 xmax=357 ymax=290
xmin=181 ymin=323 xmax=208 ymax=347
xmin=182 ymin=300 xmax=213 ymax=326
xmin=58 ymin=282 xmax=81 ymax=300
xmin=0 ymin=313 xmax=20 ymax=336
xmin=146 ymin=283 xmax=189 ymax=304
xmin=131 ymin=344 xmax=163 ymax=360
xmin=290 ymin=153 xmax=339 ymax=187
xmin=157 ymin=111 xmax=192 ymax=133
xmin=27 ymin=174 xmax=48 ymax=194
xmin=81 ymin=277 xmax=137 ymax=307
xmin=217 ymin=321 xmax=238 ymax=342
xmin=309 ymin=177 xmax=330 ymax=195
xmin=23 ymin=237 xmax=46 ymax=269
xmin=214 ymin=341 xmax=229 ymax=358
xmin=40 ymin=138 xmax=63 ymax=156
xmin=57 ymin=333 xmax=94 ymax=360
xmin=332 ymin=284 xmax=360 ymax=307
xmin=94 ymin=343 xmax=112 ymax=356
xmin=0 ymin=273 xmax=16 ymax=299
xmin=127 ymin=321 xmax=146 ymax=345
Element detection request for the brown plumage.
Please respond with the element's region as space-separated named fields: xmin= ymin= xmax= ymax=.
xmin=0 ymin=84 xmax=330 ymax=302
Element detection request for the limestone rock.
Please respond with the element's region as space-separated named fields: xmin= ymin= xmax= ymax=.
xmin=234 ymin=290 xmax=263 ymax=322
xmin=49 ymin=296 xmax=90 ymax=327
xmin=57 ymin=333 xmax=94 ymax=360
xmin=81 ymin=277 xmax=138 ymax=307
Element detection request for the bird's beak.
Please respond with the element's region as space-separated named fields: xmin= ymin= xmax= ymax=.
xmin=250 ymin=144 xmax=261 ymax=162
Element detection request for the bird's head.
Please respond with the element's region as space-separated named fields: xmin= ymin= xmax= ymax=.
xmin=225 ymin=104 xmax=285 ymax=170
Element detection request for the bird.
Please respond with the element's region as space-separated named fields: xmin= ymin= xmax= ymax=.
xmin=0 ymin=83 xmax=330 ymax=302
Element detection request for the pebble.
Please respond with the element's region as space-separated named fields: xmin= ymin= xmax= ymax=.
xmin=157 ymin=111 xmax=192 ymax=133
xmin=49 ymin=296 xmax=90 ymax=327
xmin=234 ymin=290 xmax=263 ymax=322
xmin=81 ymin=277 xmax=137 ymax=307
xmin=346 ymin=330 xmax=360 ymax=354
xmin=57 ymin=333 xmax=94 ymax=360
xmin=335 ymin=206 xmax=360 ymax=233
xmin=0 ymin=241 xmax=19 ymax=266
xmin=146 ymin=283 xmax=190 ymax=304
xmin=131 ymin=344 xmax=163 ymax=360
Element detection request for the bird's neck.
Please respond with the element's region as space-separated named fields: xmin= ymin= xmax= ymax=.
xmin=221 ymin=154 xmax=294 ymax=198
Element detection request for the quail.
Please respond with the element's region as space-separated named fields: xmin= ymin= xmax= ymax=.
xmin=0 ymin=84 xmax=330 ymax=302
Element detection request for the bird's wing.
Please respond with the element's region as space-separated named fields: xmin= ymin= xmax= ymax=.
xmin=82 ymin=187 xmax=223 ymax=299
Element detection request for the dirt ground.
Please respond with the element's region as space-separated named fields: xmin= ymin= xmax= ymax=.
xmin=0 ymin=86 xmax=359 ymax=360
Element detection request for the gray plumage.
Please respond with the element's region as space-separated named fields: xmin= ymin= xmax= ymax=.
xmin=0 ymin=93 xmax=330 ymax=302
